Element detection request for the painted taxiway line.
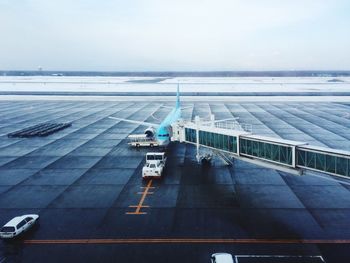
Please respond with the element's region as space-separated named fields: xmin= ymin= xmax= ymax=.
xmin=23 ymin=238 xmax=350 ymax=245
xmin=126 ymin=179 xmax=154 ymax=215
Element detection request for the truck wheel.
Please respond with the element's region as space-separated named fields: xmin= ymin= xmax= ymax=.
xmin=136 ymin=144 xmax=140 ymax=148
xmin=150 ymin=143 xmax=154 ymax=147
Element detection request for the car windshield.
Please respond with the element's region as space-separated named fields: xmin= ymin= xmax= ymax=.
xmin=155 ymin=155 xmax=163 ymax=160
xmin=1 ymin=226 xmax=15 ymax=233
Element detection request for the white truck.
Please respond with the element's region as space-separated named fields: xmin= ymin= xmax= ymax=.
xmin=127 ymin=134 xmax=158 ymax=147
xmin=142 ymin=152 xmax=167 ymax=179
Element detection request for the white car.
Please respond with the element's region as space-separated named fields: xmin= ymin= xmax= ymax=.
xmin=0 ymin=214 xmax=39 ymax=239
xmin=211 ymin=253 xmax=235 ymax=263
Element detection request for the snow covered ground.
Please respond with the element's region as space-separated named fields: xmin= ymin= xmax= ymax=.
xmin=1 ymin=95 xmax=350 ymax=102
xmin=0 ymin=76 xmax=349 ymax=93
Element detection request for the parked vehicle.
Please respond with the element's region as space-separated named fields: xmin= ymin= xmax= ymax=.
xmin=145 ymin=152 xmax=167 ymax=163
xmin=142 ymin=161 xmax=165 ymax=179
xmin=142 ymin=152 xmax=167 ymax=179
xmin=128 ymin=134 xmax=158 ymax=147
xmin=211 ymin=253 xmax=235 ymax=263
xmin=0 ymin=214 xmax=39 ymax=239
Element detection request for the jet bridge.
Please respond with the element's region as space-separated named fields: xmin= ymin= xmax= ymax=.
xmin=171 ymin=116 xmax=350 ymax=179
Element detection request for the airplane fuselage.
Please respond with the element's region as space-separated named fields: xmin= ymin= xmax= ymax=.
xmin=156 ymin=107 xmax=181 ymax=146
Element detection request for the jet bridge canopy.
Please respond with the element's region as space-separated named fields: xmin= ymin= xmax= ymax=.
xmin=172 ymin=117 xmax=350 ymax=179
xmin=184 ymin=127 xmax=241 ymax=154
xmin=296 ymin=145 xmax=350 ymax=178
xmin=239 ymin=135 xmax=307 ymax=167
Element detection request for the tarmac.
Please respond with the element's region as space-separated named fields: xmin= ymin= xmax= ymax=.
xmin=0 ymin=98 xmax=350 ymax=262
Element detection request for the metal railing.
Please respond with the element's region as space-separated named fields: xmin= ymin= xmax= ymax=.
xmin=208 ymin=121 xmax=253 ymax=133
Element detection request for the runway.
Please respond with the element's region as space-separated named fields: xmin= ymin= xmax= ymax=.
xmin=0 ymin=98 xmax=350 ymax=262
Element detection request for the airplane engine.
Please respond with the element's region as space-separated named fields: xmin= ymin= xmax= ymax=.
xmin=144 ymin=127 xmax=156 ymax=137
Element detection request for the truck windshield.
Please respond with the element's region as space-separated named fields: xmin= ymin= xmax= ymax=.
xmin=147 ymin=155 xmax=155 ymax=160
xmin=147 ymin=153 xmax=165 ymax=161
xmin=1 ymin=226 xmax=15 ymax=233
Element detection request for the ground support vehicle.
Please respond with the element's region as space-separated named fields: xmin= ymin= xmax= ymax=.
xmin=128 ymin=134 xmax=158 ymax=147
xmin=142 ymin=152 xmax=167 ymax=179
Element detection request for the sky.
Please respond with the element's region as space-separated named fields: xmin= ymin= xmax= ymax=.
xmin=0 ymin=0 xmax=349 ymax=71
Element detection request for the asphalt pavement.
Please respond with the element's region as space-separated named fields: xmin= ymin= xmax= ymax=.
xmin=0 ymin=99 xmax=350 ymax=262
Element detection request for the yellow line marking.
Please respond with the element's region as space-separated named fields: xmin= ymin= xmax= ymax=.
xmin=126 ymin=179 xmax=153 ymax=215
xmin=23 ymin=238 xmax=350 ymax=245
xmin=128 ymin=205 xmax=149 ymax=208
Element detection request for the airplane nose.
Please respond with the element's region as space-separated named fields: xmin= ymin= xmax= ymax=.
xmin=158 ymin=139 xmax=168 ymax=146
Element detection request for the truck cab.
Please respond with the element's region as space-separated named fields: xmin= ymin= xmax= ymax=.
xmin=146 ymin=152 xmax=167 ymax=164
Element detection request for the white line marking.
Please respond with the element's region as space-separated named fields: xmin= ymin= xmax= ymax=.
xmin=235 ymin=254 xmax=325 ymax=263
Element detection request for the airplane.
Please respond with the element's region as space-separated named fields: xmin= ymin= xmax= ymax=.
xmin=108 ymin=84 xmax=183 ymax=147
xmin=108 ymin=84 xmax=236 ymax=148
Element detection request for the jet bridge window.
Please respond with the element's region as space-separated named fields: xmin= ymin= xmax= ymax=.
xmin=297 ymin=148 xmax=350 ymax=177
xmin=336 ymin=157 xmax=348 ymax=176
xmin=197 ymin=130 xmax=237 ymax=153
xmin=223 ymin=135 xmax=229 ymax=151
xmin=326 ymin=155 xmax=336 ymax=174
xmin=240 ymin=138 xmax=293 ymax=166
xmin=297 ymin=150 xmax=306 ymax=167
xmin=185 ymin=128 xmax=196 ymax=143
xmin=228 ymin=136 xmax=237 ymax=153
xmin=306 ymin=151 xmax=315 ymax=168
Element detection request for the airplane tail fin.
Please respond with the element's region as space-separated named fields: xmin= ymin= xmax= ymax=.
xmin=176 ymin=83 xmax=180 ymax=109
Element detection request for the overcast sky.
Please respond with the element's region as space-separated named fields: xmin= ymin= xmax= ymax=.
xmin=0 ymin=0 xmax=349 ymax=71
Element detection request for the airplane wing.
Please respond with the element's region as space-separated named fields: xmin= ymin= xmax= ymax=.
xmin=181 ymin=106 xmax=193 ymax=110
xmin=160 ymin=105 xmax=173 ymax=109
xmin=108 ymin=116 xmax=160 ymax=128
xmin=161 ymin=105 xmax=192 ymax=110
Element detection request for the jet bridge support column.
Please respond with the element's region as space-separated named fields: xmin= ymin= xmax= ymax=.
xmin=195 ymin=116 xmax=200 ymax=163
xmin=210 ymin=114 xmax=215 ymax=127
